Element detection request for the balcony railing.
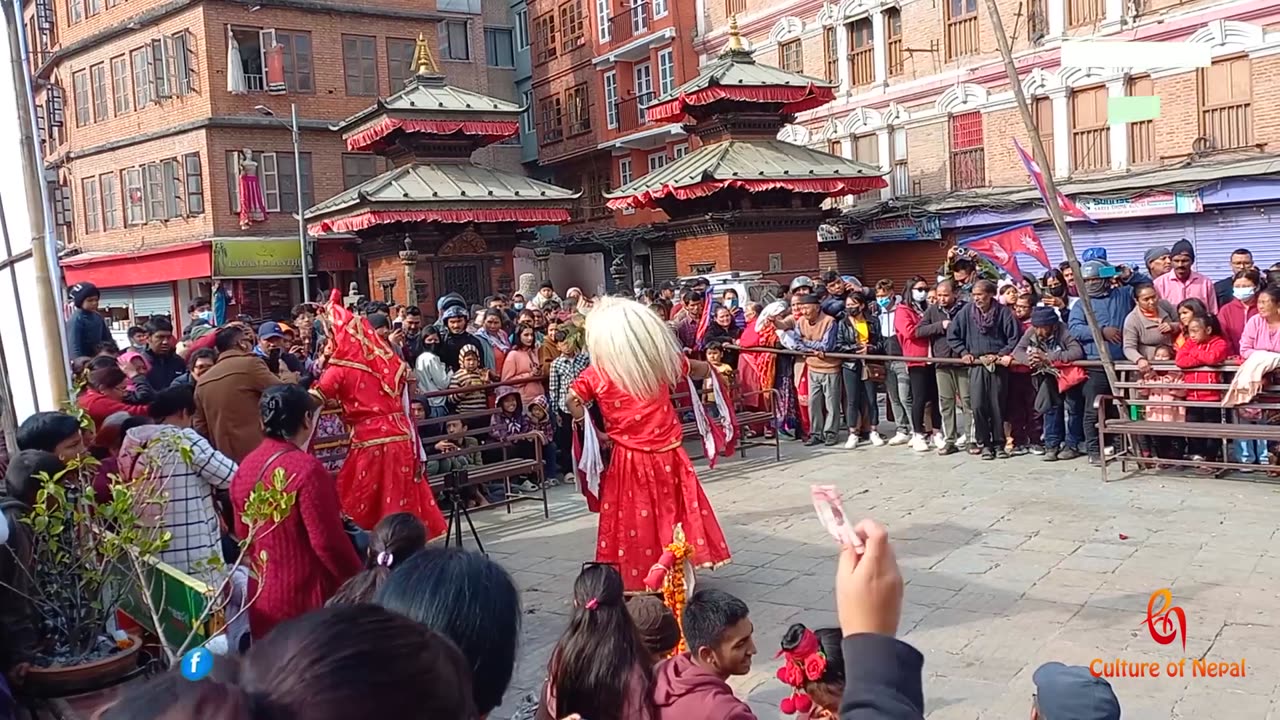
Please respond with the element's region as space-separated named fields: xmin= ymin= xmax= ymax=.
xmin=1201 ymin=103 xmax=1253 ymax=150
xmin=945 ymin=16 xmax=979 ymax=60
xmin=849 ymin=47 xmax=874 ymax=87
xmin=950 ymin=147 xmax=985 ymax=189
xmin=1071 ymin=127 xmax=1110 ymax=173
xmin=614 ymin=91 xmax=655 ymax=133
xmin=543 ymin=127 xmax=564 ymax=144
xmin=609 ymin=1 xmax=649 ymax=45
xmin=245 ymin=73 xmax=265 ymax=92
xmin=1129 ymin=120 xmax=1154 ymax=165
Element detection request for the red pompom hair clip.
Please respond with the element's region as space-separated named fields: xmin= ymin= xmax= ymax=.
xmin=774 ymin=629 xmax=827 ymax=715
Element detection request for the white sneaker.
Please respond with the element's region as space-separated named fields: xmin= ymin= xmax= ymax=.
xmin=563 ymin=472 xmax=576 ymax=484
xmin=956 ymin=433 xmax=968 ymax=448
xmin=932 ymin=431 xmax=946 ymax=449
xmin=869 ymin=431 xmax=886 ymax=447
xmin=843 ymin=434 xmax=860 ymax=450
xmin=909 ymin=434 xmax=930 ymax=452
xmin=888 ymin=431 xmax=910 ymax=446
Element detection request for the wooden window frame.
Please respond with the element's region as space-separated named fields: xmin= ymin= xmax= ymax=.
xmin=540 ymin=96 xmax=564 ymax=144
xmin=823 ymin=27 xmax=838 ymax=83
xmin=944 ymin=0 xmax=979 ymax=61
xmin=949 ymin=111 xmax=985 ymax=189
xmin=1069 ymin=85 xmax=1111 ymax=173
xmin=1033 ymin=96 xmax=1054 ymax=173
xmin=123 ymin=167 xmax=144 ymax=226
xmin=1066 ymin=0 xmax=1104 ymax=29
xmin=534 ymin=13 xmax=558 ymax=64
xmin=342 ymin=153 xmax=382 ymax=190
xmin=1197 ymin=55 xmax=1253 ymax=151
xmin=566 ymin=83 xmax=591 ymax=136
xmin=386 ymin=37 xmax=417 ymax=91
xmin=559 ymin=1 xmax=585 ymax=54
xmin=276 ymin=30 xmax=314 ymax=94
xmin=1127 ymin=75 xmax=1155 ymax=166
xmin=81 ymin=176 xmax=100 ymax=234
xmin=72 ymin=69 xmax=89 ymax=127
xmin=183 ymin=152 xmax=204 ymax=215
xmin=778 ymin=39 xmax=803 ymax=73
xmin=439 ymin=19 xmax=471 ymax=62
xmin=99 ymin=172 xmax=119 ymax=230
xmin=341 ymin=35 xmax=378 ymax=96
xmin=885 ymin=9 xmax=903 ymax=77
xmin=130 ymin=46 xmax=151 ymax=108
xmin=90 ymin=63 xmax=108 ymax=122
xmin=847 ymin=18 xmax=874 ymax=87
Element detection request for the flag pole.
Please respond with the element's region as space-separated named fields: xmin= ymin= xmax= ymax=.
xmin=980 ymin=0 xmax=1120 ymax=394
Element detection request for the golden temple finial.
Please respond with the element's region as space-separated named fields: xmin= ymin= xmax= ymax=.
xmin=725 ymin=15 xmax=744 ymax=52
xmin=413 ymin=32 xmax=438 ymax=76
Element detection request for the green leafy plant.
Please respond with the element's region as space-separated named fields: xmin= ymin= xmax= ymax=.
xmin=1 ymin=428 xmax=297 ymax=668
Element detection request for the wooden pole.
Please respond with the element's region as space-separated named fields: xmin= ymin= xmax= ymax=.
xmin=5 ymin=0 xmax=69 ymax=406
xmin=980 ymin=0 xmax=1120 ymax=394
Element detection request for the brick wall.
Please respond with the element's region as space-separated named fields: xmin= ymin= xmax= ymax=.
xmin=729 ymin=227 xmax=818 ymax=277
xmin=675 ymin=234 xmax=730 ymax=275
xmin=982 ymin=106 xmax=1035 ymax=186
xmin=904 ymin=119 xmax=949 ymax=195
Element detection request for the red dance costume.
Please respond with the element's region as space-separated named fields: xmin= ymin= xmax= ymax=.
xmin=571 ymin=365 xmax=731 ymax=590
xmin=313 ymin=292 xmax=447 ymax=537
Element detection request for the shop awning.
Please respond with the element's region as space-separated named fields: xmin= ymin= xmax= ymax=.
xmin=60 ymin=241 xmax=211 ymax=288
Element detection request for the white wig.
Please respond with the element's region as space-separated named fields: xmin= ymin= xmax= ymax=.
xmin=755 ymin=299 xmax=789 ymax=333
xmin=584 ymin=296 xmax=684 ymax=399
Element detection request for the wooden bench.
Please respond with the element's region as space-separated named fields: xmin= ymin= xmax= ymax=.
xmin=417 ymin=406 xmax=549 ymax=516
xmin=1097 ymin=361 xmax=1280 ymax=482
xmin=673 ymin=387 xmax=782 ymax=463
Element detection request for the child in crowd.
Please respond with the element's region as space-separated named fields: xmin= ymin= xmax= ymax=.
xmin=549 ymin=329 xmax=590 ymax=484
xmin=328 ymin=512 xmax=427 ymax=606
xmin=774 ymin=623 xmax=846 ymax=719
xmin=428 ymin=418 xmax=491 ymax=507
xmin=1139 ymin=345 xmax=1186 ymax=463
xmin=491 ymin=387 xmax=539 ymax=494
xmin=538 ymin=564 xmax=656 ymax=720
xmin=526 ymin=397 xmax=559 ymax=484
xmin=1176 ymin=316 xmax=1230 ymax=468
xmin=653 ymin=589 xmax=757 ymax=720
xmin=449 ymin=345 xmax=492 ymax=422
xmin=626 ymin=595 xmax=681 ymax=664
xmin=703 ymin=341 xmax=736 ymax=407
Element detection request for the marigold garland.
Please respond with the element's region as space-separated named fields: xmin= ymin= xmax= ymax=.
xmin=661 ymin=525 xmax=694 ymax=654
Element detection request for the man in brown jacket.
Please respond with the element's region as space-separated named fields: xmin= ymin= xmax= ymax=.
xmin=195 ymin=324 xmax=287 ymax=463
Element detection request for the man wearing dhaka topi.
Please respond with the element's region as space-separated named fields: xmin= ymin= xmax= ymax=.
xmin=567 ymin=297 xmax=732 ymax=590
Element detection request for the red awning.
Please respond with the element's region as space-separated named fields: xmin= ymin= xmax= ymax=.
xmin=346 ymin=118 xmax=520 ymax=152
xmin=606 ymin=176 xmax=887 ymax=211
xmin=646 ymin=84 xmax=836 ymax=124
xmin=309 ymin=208 xmax=571 ymax=235
xmin=60 ymin=241 xmax=212 ymax=288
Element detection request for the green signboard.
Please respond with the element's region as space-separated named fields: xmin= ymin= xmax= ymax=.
xmin=212 ymin=239 xmax=302 ymax=278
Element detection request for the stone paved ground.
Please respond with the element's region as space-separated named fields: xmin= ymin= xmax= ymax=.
xmin=472 ymin=437 xmax=1280 ymax=720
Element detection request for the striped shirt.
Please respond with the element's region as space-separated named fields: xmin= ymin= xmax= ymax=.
xmin=449 ymin=369 xmax=490 ymax=413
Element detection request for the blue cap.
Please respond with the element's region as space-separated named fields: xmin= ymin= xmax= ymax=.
xmin=258 ymin=321 xmax=285 ymax=340
xmin=1033 ymin=663 xmax=1120 ymax=720
xmin=1082 ymin=247 xmax=1108 ymax=262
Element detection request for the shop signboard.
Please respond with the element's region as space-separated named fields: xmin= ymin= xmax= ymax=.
xmin=212 ymin=239 xmax=302 ymax=278
xmin=850 ymin=215 xmax=942 ymax=244
xmin=1074 ymin=190 xmax=1203 ymax=221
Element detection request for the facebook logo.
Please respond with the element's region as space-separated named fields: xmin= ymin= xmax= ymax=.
xmin=180 ymin=647 xmax=213 ymax=681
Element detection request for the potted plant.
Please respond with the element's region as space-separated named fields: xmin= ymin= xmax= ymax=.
xmin=0 ymin=435 xmax=295 ymax=697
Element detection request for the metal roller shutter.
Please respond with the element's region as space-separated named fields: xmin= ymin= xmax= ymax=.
xmin=650 ymin=242 xmax=678 ymax=284
xmin=97 ymin=288 xmax=131 ymax=309
xmin=130 ymin=283 xmax=175 ymax=318
xmin=1189 ymin=205 xmax=1280 ymax=278
xmin=954 ymin=217 xmax=1195 ymax=278
xmin=818 ymin=245 xmax=864 ymax=279
xmin=856 ymin=240 xmax=949 ymax=292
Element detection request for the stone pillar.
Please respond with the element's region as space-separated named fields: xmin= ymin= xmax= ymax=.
xmin=533 ymin=245 xmax=553 ymax=284
xmin=343 ymin=281 xmax=365 ymax=309
xmin=835 ymin=21 xmax=851 ymax=95
xmin=1106 ymin=79 xmax=1128 ymax=172
xmin=870 ymin=9 xmax=887 ymax=87
xmin=1047 ymin=0 xmax=1065 ymax=37
xmin=1050 ymin=89 xmax=1071 ymax=180
xmin=398 ymin=237 xmax=420 ymax=307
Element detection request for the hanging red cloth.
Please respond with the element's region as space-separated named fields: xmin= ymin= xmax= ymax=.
xmin=265 ymin=42 xmax=287 ymax=95
xmin=238 ymin=171 xmax=267 ymax=229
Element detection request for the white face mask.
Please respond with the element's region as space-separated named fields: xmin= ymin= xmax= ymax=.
xmin=911 ymin=289 xmax=927 ymax=303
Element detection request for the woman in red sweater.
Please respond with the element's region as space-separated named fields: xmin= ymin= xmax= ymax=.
xmin=893 ymin=276 xmax=941 ymax=452
xmin=77 ymin=364 xmax=150 ymax=430
xmin=1175 ymin=315 xmax=1230 ymax=467
xmin=231 ymin=384 xmax=362 ymax=639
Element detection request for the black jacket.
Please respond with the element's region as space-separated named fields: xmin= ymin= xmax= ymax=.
xmin=947 ymin=302 xmax=1021 ymax=357
xmin=917 ymin=301 xmax=968 ymax=359
xmin=839 ymin=634 xmax=925 ymax=720
xmin=144 ymin=349 xmax=188 ymax=391
xmin=834 ymin=312 xmax=884 ymax=371
xmin=0 ymin=498 xmax=36 ymax=671
xmin=68 ymin=308 xmax=110 ymax=358
xmin=438 ymin=330 xmax=485 ymax=372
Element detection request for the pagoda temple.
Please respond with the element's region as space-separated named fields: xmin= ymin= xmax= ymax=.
xmin=306 ymin=35 xmax=578 ymax=309
xmin=604 ymin=18 xmax=885 ymax=282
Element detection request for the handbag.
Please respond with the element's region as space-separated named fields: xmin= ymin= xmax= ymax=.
xmin=1055 ymin=363 xmax=1088 ymax=392
xmin=865 ymin=362 xmax=887 ymax=384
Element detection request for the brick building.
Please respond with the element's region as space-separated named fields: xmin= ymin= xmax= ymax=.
xmin=694 ymin=0 xmax=1280 ymax=291
xmin=30 ymin=0 xmax=524 ymax=334
xmin=526 ymin=0 xmax=703 ymax=288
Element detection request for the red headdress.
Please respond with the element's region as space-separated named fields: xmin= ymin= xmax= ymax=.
xmin=774 ymin=628 xmax=828 ymax=715
xmin=323 ymin=288 xmax=409 ymax=399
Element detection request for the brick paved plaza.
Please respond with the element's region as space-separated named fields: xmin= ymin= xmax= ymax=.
xmin=476 ymin=440 xmax=1280 ymax=720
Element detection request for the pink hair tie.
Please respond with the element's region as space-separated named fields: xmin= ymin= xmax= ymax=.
xmin=584 ymin=598 xmax=599 ymax=610
xmin=376 ymin=551 xmax=394 ymax=567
